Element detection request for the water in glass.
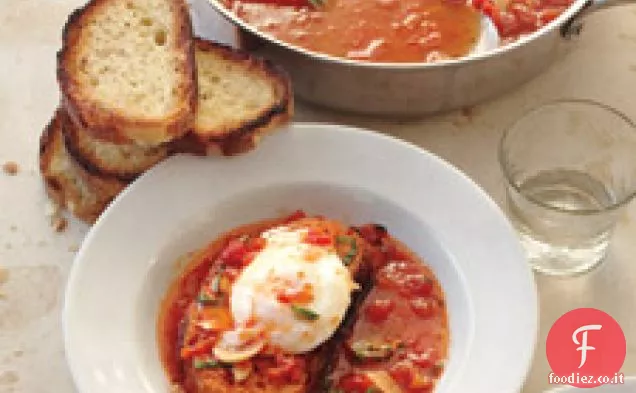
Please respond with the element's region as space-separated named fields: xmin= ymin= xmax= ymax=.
xmin=506 ymin=168 xmax=619 ymax=275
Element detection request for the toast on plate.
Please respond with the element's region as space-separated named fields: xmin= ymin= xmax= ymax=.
xmin=62 ymin=110 xmax=169 ymax=181
xmin=63 ymin=37 xmax=293 ymax=180
xmin=43 ymin=0 xmax=294 ymax=224
xmin=179 ymin=38 xmax=292 ymax=156
xmin=57 ymin=0 xmax=197 ymax=146
xmin=39 ymin=110 xmax=127 ymax=224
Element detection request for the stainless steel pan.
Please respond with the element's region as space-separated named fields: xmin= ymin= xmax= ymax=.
xmin=205 ymin=0 xmax=632 ymax=116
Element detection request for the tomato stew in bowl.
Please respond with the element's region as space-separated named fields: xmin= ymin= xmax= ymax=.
xmin=158 ymin=210 xmax=449 ymax=393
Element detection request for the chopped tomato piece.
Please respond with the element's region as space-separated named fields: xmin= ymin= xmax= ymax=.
xmin=539 ymin=0 xmax=573 ymax=6
xmin=407 ymin=349 xmax=436 ymax=368
xmin=233 ymin=0 xmax=307 ymax=4
xmin=365 ymin=299 xmax=395 ymax=323
xmin=410 ymin=372 xmax=434 ymax=392
xmin=409 ymin=297 xmax=438 ymax=319
xmin=276 ymin=283 xmax=314 ymax=304
xmin=384 ymin=242 xmax=410 ymax=261
xmin=180 ymin=337 xmax=217 ymax=359
xmin=338 ymin=373 xmax=375 ymax=393
xmin=481 ymin=0 xmax=497 ymax=20
xmin=267 ymin=354 xmax=305 ymax=383
xmin=367 ymin=247 xmax=389 ymax=270
xmin=401 ymin=275 xmax=433 ymax=297
xmin=197 ymin=307 xmax=233 ymax=331
xmin=510 ymin=3 xmax=538 ymax=30
xmin=389 ymin=360 xmax=434 ymax=391
xmin=243 ymin=251 xmax=257 ymax=266
xmin=284 ymin=210 xmax=306 ymax=223
xmin=303 ymin=230 xmax=332 ymax=246
xmin=356 ymin=224 xmax=387 ymax=245
xmin=539 ymin=7 xmax=564 ymax=24
xmin=389 ymin=360 xmax=415 ymax=388
xmin=219 ymin=239 xmax=247 ymax=266
xmin=223 ymin=267 xmax=240 ymax=281
xmin=246 ymin=237 xmax=266 ymax=252
xmin=492 ymin=11 xmax=521 ymax=37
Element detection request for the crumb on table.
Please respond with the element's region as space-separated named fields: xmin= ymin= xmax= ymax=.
xmin=51 ymin=216 xmax=68 ymax=233
xmin=2 ymin=161 xmax=19 ymax=176
xmin=0 ymin=267 xmax=9 ymax=285
xmin=461 ymin=106 xmax=476 ymax=119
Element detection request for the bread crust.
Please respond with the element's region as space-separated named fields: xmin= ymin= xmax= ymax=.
xmin=39 ymin=109 xmax=128 ymax=224
xmin=63 ymin=110 xmax=169 ymax=181
xmin=57 ymin=0 xmax=197 ymax=146
xmin=174 ymin=38 xmax=293 ymax=156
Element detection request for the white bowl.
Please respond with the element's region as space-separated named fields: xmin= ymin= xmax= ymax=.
xmin=63 ymin=123 xmax=537 ymax=393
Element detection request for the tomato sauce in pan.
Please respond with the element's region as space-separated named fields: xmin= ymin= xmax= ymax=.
xmin=223 ymin=0 xmax=575 ymax=63
xmin=224 ymin=0 xmax=481 ymax=62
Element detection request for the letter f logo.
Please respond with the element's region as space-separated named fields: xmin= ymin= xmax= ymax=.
xmin=572 ymin=324 xmax=602 ymax=368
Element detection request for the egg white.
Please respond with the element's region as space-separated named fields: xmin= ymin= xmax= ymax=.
xmin=229 ymin=226 xmax=356 ymax=354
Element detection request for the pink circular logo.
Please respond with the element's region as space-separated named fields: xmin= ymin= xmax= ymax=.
xmin=546 ymin=308 xmax=626 ymax=388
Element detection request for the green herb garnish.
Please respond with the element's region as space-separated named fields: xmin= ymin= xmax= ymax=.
xmin=194 ymin=359 xmax=224 ymax=369
xmin=291 ymin=304 xmax=320 ymax=321
xmin=336 ymin=235 xmax=357 ymax=265
xmin=365 ymin=388 xmax=381 ymax=393
xmin=336 ymin=235 xmax=348 ymax=244
xmin=197 ymin=293 xmax=221 ymax=306
xmin=210 ymin=271 xmax=223 ymax=293
xmin=351 ymin=340 xmax=394 ymax=361
xmin=308 ymin=0 xmax=325 ymax=8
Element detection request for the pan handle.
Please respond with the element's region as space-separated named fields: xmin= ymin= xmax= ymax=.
xmin=561 ymin=0 xmax=636 ymax=38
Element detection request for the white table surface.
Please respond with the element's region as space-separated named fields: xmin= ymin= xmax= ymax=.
xmin=0 ymin=1 xmax=635 ymax=392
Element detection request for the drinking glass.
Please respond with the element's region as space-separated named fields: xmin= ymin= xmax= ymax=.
xmin=499 ymin=99 xmax=636 ymax=276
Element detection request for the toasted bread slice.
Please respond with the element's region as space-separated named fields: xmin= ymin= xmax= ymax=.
xmin=39 ymin=110 xmax=127 ymax=224
xmin=62 ymin=109 xmax=168 ymax=180
xmin=60 ymin=37 xmax=291 ymax=178
xmin=178 ymin=38 xmax=292 ymax=156
xmin=58 ymin=0 xmax=197 ymax=146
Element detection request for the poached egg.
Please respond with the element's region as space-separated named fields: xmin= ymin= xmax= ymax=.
xmin=216 ymin=225 xmax=357 ymax=359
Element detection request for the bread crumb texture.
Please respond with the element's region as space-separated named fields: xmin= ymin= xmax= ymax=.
xmin=51 ymin=216 xmax=68 ymax=233
xmin=74 ymin=0 xmax=182 ymax=117
xmin=196 ymin=50 xmax=276 ymax=132
xmin=2 ymin=161 xmax=19 ymax=176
